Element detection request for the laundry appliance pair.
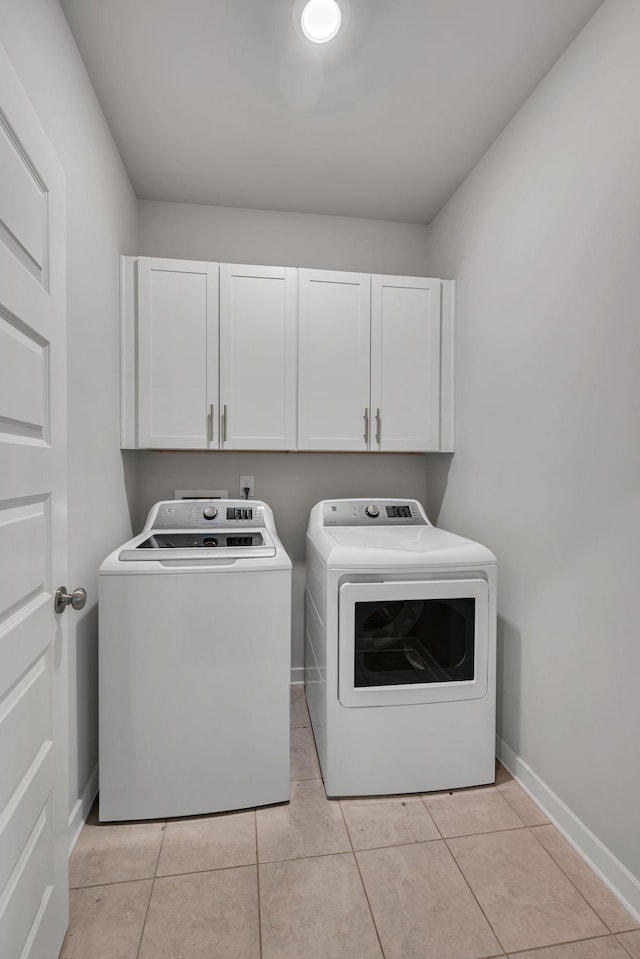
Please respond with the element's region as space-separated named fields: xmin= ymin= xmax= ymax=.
xmin=98 ymin=494 xmax=496 ymax=821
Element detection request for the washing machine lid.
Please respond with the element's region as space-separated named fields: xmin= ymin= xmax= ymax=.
xmin=102 ymin=499 xmax=290 ymax=567
xmin=117 ymin=527 xmax=277 ymax=562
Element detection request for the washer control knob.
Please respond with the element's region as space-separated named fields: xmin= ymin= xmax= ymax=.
xmin=365 ymin=505 xmax=380 ymax=518
xmin=202 ymin=505 xmax=218 ymax=521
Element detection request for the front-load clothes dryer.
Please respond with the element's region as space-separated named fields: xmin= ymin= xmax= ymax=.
xmin=99 ymin=499 xmax=291 ymax=821
xmin=305 ymin=498 xmax=497 ymax=797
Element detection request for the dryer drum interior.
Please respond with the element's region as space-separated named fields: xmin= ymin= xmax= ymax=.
xmin=354 ymin=597 xmax=476 ymax=687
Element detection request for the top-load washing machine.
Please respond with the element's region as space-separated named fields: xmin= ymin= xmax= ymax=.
xmin=99 ymin=499 xmax=291 ymax=821
xmin=305 ymin=498 xmax=497 ymax=797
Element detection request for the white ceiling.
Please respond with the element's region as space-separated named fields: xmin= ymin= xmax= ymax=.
xmin=60 ymin=0 xmax=603 ymax=224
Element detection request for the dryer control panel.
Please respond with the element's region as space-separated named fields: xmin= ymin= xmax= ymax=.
xmin=322 ymin=500 xmax=429 ymax=527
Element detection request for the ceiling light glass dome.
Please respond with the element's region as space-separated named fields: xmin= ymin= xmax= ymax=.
xmin=300 ymin=0 xmax=342 ymax=44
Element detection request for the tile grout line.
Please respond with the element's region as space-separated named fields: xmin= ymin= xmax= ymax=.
xmin=540 ymin=836 xmax=640 ymax=932
xmin=523 ymin=825 xmax=615 ymax=934
xmin=70 ymin=874 xmax=160 ymax=891
xmin=417 ymin=795 xmax=445 ymax=840
xmin=374 ymin=822 xmax=531 ymax=845
xmin=527 ymin=825 xmax=640 ymax=936
xmin=254 ymin=808 xmax=264 ymax=959
xmin=616 ymin=931 xmax=640 ymax=957
xmin=134 ymin=818 xmax=168 ymax=959
xmin=438 ymin=823 xmax=535 ymax=841
xmin=146 ymin=859 xmax=263 ymax=880
xmin=443 ymin=834 xmax=509 ymax=956
xmin=336 ymin=793 xmax=388 ymax=959
xmin=507 ymin=932 xmax=627 ymax=955
xmin=421 ymin=788 xmax=529 ymax=835
xmin=496 ymin=782 xmax=550 ymax=828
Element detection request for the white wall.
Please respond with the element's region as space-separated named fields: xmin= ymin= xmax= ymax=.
xmin=139 ymin=200 xmax=432 ymax=275
xmin=136 ymin=200 xmax=434 ymax=674
xmin=424 ymin=0 xmax=640 ymax=899
xmin=0 ymin=0 xmax=138 ymax=841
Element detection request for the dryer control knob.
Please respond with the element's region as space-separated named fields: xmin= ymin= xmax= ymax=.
xmin=202 ymin=505 xmax=218 ymax=520
xmin=365 ymin=505 xmax=380 ymax=518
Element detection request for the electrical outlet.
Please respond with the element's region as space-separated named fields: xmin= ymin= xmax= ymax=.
xmin=240 ymin=475 xmax=254 ymax=498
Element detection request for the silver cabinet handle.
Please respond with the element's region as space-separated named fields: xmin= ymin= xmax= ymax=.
xmin=363 ymin=407 xmax=369 ymax=444
xmin=375 ymin=408 xmax=381 ymax=446
xmin=208 ymin=404 xmax=214 ymax=443
xmin=222 ymin=404 xmax=228 ymax=443
xmin=54 ymin=586 xmax=87 ymax=614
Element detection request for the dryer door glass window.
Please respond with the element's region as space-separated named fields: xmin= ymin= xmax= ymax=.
xmin=338 ymin=579 xmax=490 ymax=707
xmin=354 ymin=598 xmax=475 ymax=687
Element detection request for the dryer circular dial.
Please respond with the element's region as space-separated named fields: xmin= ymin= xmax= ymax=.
xmin=365 ymin=505 xmax=380 ymax=518
xmin=202 ymin=505 xmax=218 ymax=520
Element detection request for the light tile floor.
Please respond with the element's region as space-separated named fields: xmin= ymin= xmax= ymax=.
xmin=61 ymin=685 xmax=639 ymax=959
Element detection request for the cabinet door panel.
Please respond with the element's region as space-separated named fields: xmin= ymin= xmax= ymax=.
xmin=371 ymin=276 xmax=441 ymax=451
xmin=219 ymin=264 xmax=296 ymax=450
xmin=298 ymin=270 xmax=371 ymax=451
xmin=137 ymin=258 xmax=218 ymax=449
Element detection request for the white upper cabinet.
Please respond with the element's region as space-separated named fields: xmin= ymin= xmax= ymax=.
xmin=122 ymin=257 xmax=455 ymax=453
xmin=219 ymin=264 xmax=297 ymax=450
xmin=297 ymin=270 xmax=453 ymax=452
xmin=298 ymin=269 xmax=371 ymax=451
xmin=137 ymin=257 xmax=219 ymax=449
xmin=370 ymin=275 xmax=442 ymax=452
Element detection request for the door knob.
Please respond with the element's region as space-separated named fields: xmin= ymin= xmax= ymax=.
xmin=54 ymin=586 xmax=87 ymax=614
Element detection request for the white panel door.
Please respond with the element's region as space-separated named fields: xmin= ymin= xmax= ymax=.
xmin=219 ymin=264 xmax=297 ymax=450
xmin=0 ymin=41 xmax=69 ymax=959
xmin=371 ymin=275 xmax=442 ymax=451
xmin=137 ymin=258 xmax=219 ymax=449
xmin=298 ymin=269 xmax=371 ymax=451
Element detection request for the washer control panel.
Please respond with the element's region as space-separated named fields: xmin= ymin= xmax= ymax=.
xmin=322 ymin=500 xmax=428 ymax=527
xmin=149 ymin=500 xmax=266 ymax=529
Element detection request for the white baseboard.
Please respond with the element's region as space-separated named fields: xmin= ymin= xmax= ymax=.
xmin=496 ymin=736 xmax=640 ymax=923
xmin=68 ymin=762 xmax=99 ymax=857
xmin=290 ymin=666 xmax=305 ymax=684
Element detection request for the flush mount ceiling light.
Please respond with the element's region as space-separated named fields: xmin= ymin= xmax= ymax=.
xmin=300 ymin=0 xmax=342 ymax=43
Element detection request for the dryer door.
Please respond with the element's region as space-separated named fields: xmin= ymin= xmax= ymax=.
xmin=338 ymin=579 xmax=489 ymax=707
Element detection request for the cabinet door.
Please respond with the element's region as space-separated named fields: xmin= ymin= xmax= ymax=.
xmin=298 ymin=269 xmax=371 ymax=451
xmin=371 ymin=275 xmax=441 ymax=451
xmin=219 ymin=264 xmax=297 ymax=450
xmin=137 ymin=258 xmax=219 ymax=449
